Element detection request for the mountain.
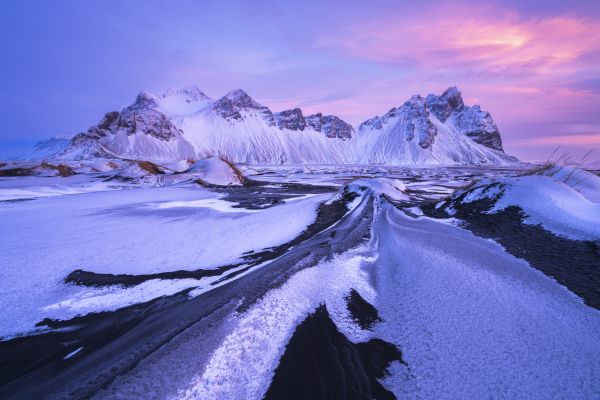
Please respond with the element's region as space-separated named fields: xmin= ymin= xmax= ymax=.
xmin=2 ymin=137 xmax=71 ymax=161
xmin=46 ymin=85 xmax=517 ymax=165
xmin=177 ymin=89 xmax=354 ymax=164
xmin=355 ymin=89 xmax=516 ymax=164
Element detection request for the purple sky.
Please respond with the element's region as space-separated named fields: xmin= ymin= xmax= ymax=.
xmin=1 ymin=0 xmax=599 ymax=161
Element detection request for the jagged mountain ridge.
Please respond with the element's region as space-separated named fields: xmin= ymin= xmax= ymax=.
xmin=426 ymin=87 xmax=504 ymax=151
xmin=355 ymin=88 xmax=515 ymax=165
xmin=49 ymin=85 xmax=517 ymax=165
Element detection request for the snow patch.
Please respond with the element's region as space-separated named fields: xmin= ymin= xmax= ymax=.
xmin=189 ymin=157 xmax=245 ymax=186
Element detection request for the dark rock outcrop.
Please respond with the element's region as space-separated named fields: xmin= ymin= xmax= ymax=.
xmin=453 ymin=105 xmax=504 ymax=151
xmin=213 ymin=97 xmax=243 ymax=120
xmin=306 ymin=113 xmax=354 ymax=140
xmin=214 ymin=89 xmax=275 ymax=126
xmin=425 ymin=86 xmax=465 ymax=122
xmin=264 ymin=305 xmax=404 ymax=400
xmin=426 ymin=87 xmax=504 ymax=152
xmin=275 ymin=108 xmax=307 ymax=131
xmin=401 ymin=96 xmax=437 ymax=149
xmin=84 ymin=92 xmax=182 ymax=142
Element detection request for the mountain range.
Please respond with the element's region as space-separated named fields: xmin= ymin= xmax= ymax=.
xmin=19 ymin=86 xmax=519 ymax=165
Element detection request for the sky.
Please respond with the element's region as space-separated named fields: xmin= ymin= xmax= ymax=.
xmin=1 ymin=0 xmax=599 ymax=162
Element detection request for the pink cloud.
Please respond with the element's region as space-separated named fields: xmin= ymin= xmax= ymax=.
xmin=318 ymin=6 xmax=600 ymax=77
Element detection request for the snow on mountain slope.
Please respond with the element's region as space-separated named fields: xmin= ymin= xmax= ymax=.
xmin=49 ymin=85 xmax=518 ymax=165
xmin=1 ymin=137 xmax=71 ymax=161
xmin=355 ymin=93 xmax=518 ymax=165
xmin=157 ymin=85 xmax=212 ymax=118
xmin=177 ymin=90 xmax=354 ymax=164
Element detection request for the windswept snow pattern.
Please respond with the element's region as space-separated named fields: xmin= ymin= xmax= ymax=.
xmin=373 ymin=199 xmax=600 ymax=399
xmin=1 ymin=165 xmax=599 ymax=400
xmin=180 ymin=248 xmax=375 ymax=400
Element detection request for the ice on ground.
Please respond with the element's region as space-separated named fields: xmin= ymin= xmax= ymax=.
xmin=0 ymin=184 xmax=327 ymax=337
xmin=459 ymin=168 xmax=600 ymax=240
xmin=151 ymin=196 xmax=259 ymax=213
xmin=63 ymin=346 xmax=84 ymax=360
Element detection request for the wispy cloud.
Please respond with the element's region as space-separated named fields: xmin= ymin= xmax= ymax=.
xmin=511 ymin=134 xmax=600 ymax=146
xmin=318 ymin=5 xmax=600 ymax=78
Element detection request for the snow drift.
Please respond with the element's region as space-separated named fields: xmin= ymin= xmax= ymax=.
xmin=450 ymin=167 xmax=600 ymax=240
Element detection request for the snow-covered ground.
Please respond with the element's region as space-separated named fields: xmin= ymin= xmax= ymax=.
xmin=454 ymin=167 xmax=600 ymax=240
xmin=1 ymin=164 xmax=599 ymax=400
xmin=0 ymin=176 xmax=327 ymax=337
xmin=373 ymin=200 xmax=600 ymax=398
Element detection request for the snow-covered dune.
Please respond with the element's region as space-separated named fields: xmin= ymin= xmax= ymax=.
xmin=451 ymin=167 xmax=600 ymax=240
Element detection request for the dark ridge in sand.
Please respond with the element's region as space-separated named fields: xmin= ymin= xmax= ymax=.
xmin=0 ymin=163 xmax=75 ymax=177
xmin=345 ymin=289 xmax=382 ymax=330
xmin=64 ymin=264 xmax=238 ymax=287
xmin=0 ymin=291 xmax=191 ymax=393
xmin=65 ymin=185 xmax=356 ymax=289
xmin=0 ymin=167 xmax=35 ymax=177
xmin=425 ymin=193 xmax=600 ymax=310
xmin=264 ymin=305 xmax=403 ymax=400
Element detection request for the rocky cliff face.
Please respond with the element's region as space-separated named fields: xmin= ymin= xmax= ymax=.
xmin=86 ymin=92 xmax=183 ymax=142
xmin=452 ymin=105 xmax=504 ymax=152
xmin=426 ymin=87 xmax=504 ymax=152
xmin=426 ymin=86 xmax=465 ymax=122
xmin=214 ymin=89 xmax=276 ymax=126
xmin=306 ymin=113 xmax=354 ymax=140
xmin=359 ymin=96 xmax=437 ymax=149
xmin=275 ymin=108 xmax=307 ymax=131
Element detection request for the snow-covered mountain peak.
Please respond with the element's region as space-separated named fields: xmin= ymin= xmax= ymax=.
xmin=354 ymin=87 xmax=517 ymax=164
xmin=222 ymin=89 xmax=265 ymax=110
xmin=162 ymin=85 xmax=210 ymax=102
xmin=426 ymin=86 xmax=465 ymax=122
xmin=422 ymin=86 xmax=504 ymax=151
xmin=397 ymin=94 xmax=437 ymax=149
xmin=131 ymin=91 xmax=160 ymax=110
xmin=212 ymin=89 xmax=275 ymax=125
